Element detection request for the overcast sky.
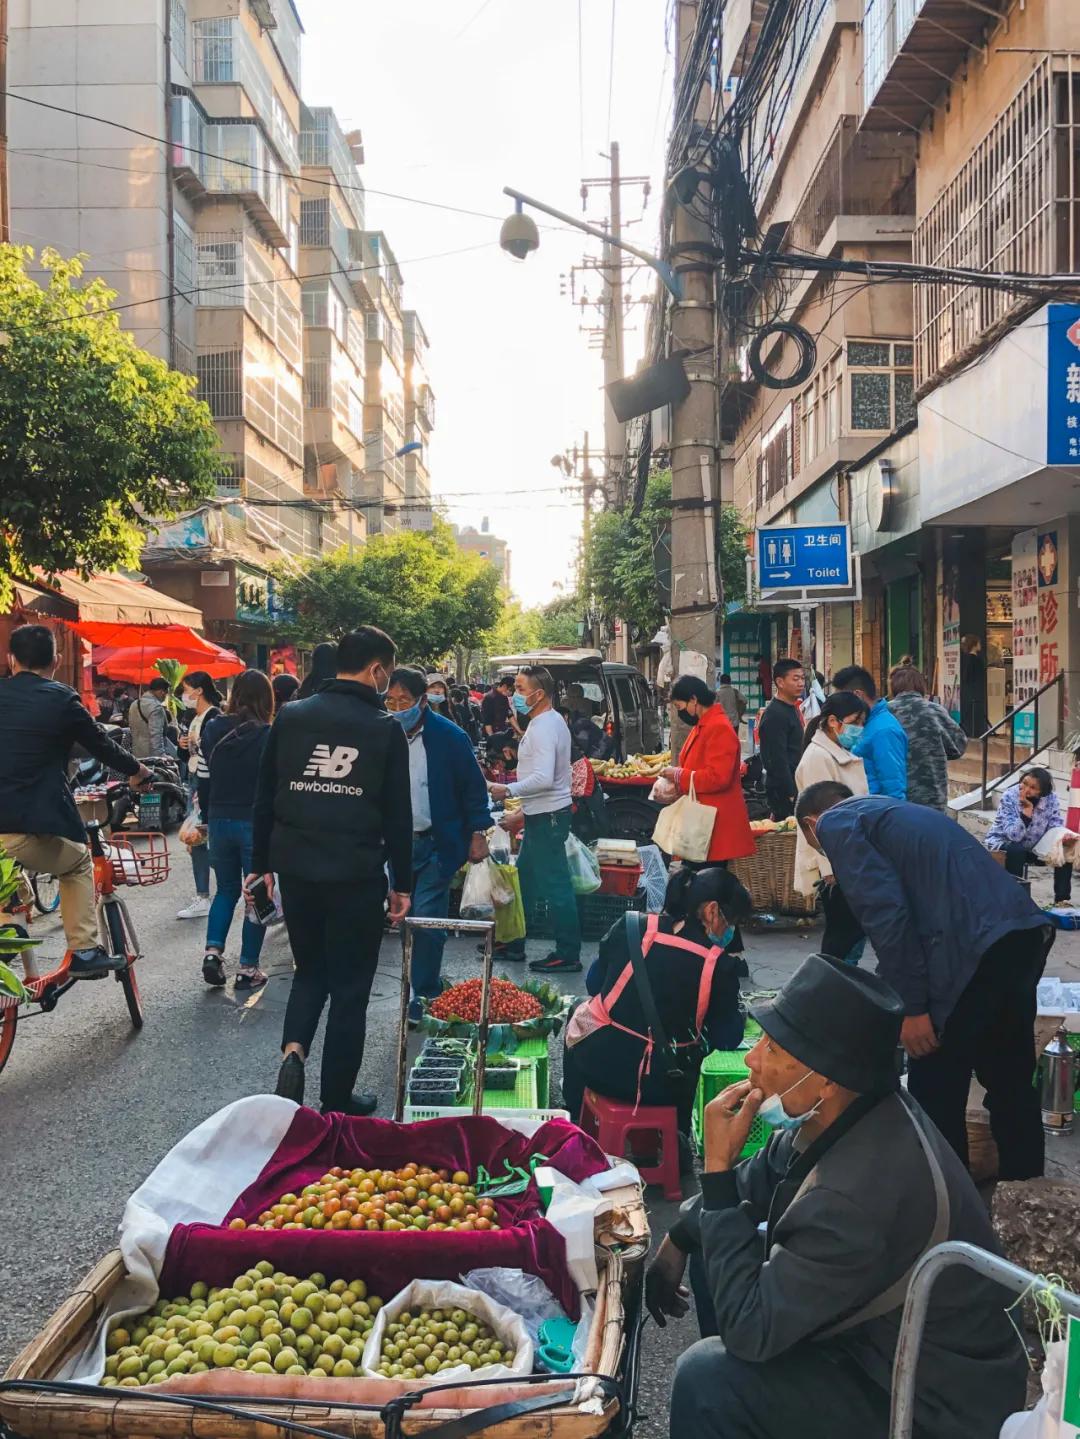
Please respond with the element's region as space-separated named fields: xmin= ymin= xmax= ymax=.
xmin=302 ymin=0 xmax=671 ymax=606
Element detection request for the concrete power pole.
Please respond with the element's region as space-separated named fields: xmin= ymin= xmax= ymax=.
xmin=668 ymin=0 xmax=719 ymax=745
xmin=602 ymin=142 xmax=626 ymax=506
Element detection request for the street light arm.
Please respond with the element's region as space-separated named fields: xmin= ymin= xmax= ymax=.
xmin=503 ymin=186 xmax=682 ymax=299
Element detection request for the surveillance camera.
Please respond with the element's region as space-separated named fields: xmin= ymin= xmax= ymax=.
xmin=500 ymin=211 xmax=540 ymax=261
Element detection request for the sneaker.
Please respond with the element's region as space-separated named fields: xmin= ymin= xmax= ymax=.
xmin=408 ymin=997 xmax=423 ymax=1028
xmin=201 ymin=952 xmax=227 ymax=987
xmin=69 ymin=946 xmax=124 ymax=979
xmin=529 ymin=953 xmax=582 ymax=974
xmin=322 ymin=1090 xmax=378 ymax=1117
xmin=176 ymin=895 xmax=211 ymax=920
xmin=275 ymin=1052 xmax=305 ymax=1104
xmin=235 ymin=967 xmax=268 ymax=990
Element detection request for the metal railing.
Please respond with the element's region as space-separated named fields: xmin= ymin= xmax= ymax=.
xmin=891 ymin=1241 xmax=1080 ymax=1437
xmin=980 ymin=670 xmax=1064 ymax=805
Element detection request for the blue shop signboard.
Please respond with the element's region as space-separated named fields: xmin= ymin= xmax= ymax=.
xmin=756 ymin=523 xmax=852 ymax=591
xmin=1047 ymin=303 xmax=1080 ymax=464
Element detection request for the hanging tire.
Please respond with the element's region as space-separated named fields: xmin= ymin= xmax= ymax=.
xmin=105 ymin=903 xmax=144 ymax=1031
xmin=0 ymin=1005 xmax=17 ymax=1077
xmin=603 ymin=794 xmax=663 ymax=845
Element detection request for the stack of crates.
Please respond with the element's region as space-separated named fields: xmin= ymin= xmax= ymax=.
xmin=691 ymin=1048 xmax=772 ymax=1159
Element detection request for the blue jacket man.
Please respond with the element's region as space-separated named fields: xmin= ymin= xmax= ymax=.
xmin=795 ymin=786 xmax=1052 ymax=1182
xmin=832 ymin=665 xmax=907 ymax=798
xmin=385 ymin=667 xmax=492 ymax=1021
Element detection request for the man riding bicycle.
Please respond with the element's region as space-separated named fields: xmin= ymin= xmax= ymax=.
xmin=0 ymin=625 xmax=150 ymax=977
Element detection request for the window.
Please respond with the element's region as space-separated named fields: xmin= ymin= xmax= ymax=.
xmin=798 ymin=351 xmax=841 ymax=469
xmin=170 ymin=0 xmax=188 ymax=73
xmin=847 ymin=339 xmax=915 ymax=431
xmin=613 ymin=676 xmax=638 ymax=717
xmin=757 ymin=406 xmax=793 ymax=509
xmin=197 ymin=350 xmax=243 ymax=418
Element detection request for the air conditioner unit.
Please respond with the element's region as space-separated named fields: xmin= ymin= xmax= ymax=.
xmin=249 ymin=0 xmax=278 ymax=30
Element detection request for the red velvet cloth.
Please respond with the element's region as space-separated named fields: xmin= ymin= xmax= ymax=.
xmin=159 ymin=1113 xmax=609 ymax=1320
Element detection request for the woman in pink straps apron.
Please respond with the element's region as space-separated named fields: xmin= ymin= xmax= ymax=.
xmin=562 ymin=868 xmax=751 ymax=1141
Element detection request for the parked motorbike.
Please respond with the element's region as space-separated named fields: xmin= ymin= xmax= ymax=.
xmin=72 ymin=730 xmax=187 ymax=834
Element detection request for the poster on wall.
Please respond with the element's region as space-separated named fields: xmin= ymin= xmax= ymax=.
xmin=1012 ymin=528 xmax=1039 ymax=745
xmin=941 ymin=564 xmax=962 ymax=723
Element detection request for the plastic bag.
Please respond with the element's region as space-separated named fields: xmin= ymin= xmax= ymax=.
xmin=1000 ymin=1337 xmax=1065 ymax=1437
xmin=637 ymin=844 xmax=669 ymax=910
xmin=565 ymin=832 xmax=601 ymax=895
xmin=493 ymin=864 xmax=526 ymax=943
xmin=461 ymin=1268 xmax=563 ymax=1346
xmin=649 ymin=776 xmax=678 ymax=805
xmin=460 ymin=859 xmax=496 ymax=918
xmin=361 ymin=1278 xmax=533 ymax=1384
xmin=488 ymin=825 xmax=512 ymax=863
xmin=178 ymin=813 xmax=207 ymax=849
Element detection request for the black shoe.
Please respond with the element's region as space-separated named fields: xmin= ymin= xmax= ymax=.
xmin=201 ymin=952 xmax=226 ymax=987
xmin=529 ymin=953 xmax=582 ymax=974
xmin=476 ymin=942 xmax=525 ymax=961
xmin=69 ymin=946 xmax=124 ymax=979
xmin=323 ymin=1090 xmax=378 ymax=1117
xmin=275 ymin=1053 xmax=305 ymax=1104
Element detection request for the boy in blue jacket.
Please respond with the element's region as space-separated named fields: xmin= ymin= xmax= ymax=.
xmin=832 ymin=665 xmax=907 ymax=798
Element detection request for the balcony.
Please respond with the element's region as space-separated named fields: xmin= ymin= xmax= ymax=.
xmin=788 ymin=116 xmax=915 ymax=254
xmin=861 ymin=0 xmax=1009 ymax=132
xmin=196 ymin=231 xmax=301 ymax=370
xmin=303 ymin=336 xmax=365 ymax=462
xmin=196 ymin=345 xmax=303 ymax=464
xmin=364 ymin=429 xmax=406 ymax=498
xmin=412 ymin=383 xmax=435 ymax=432
xmin=202 ymin=122 xmax=291 ymax=247
xmin=913 ymin=59 xmax=1080 ymax=386
xmin=301 ymin=280 xmax=366 ymax=373
xmin=191 ymin=16 xmax=299 ymax=172
xmin=300 ymin=106 xmax=365 ymax=231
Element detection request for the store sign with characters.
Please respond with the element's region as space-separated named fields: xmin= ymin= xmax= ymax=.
xmin=1047 ymin=304 xmax=1080 ymax=464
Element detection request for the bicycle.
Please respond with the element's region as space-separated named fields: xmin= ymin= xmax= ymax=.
xmin=26 ymin=870 xmax=60 ymax=915
xmin=0 ymin=824 xmax=169 ymax=1078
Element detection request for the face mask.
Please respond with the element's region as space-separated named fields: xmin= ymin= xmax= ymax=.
xmin=181 ymin=696 xmax=197 ymax=711
xmin=513 ymin=691 xmax=536 ymax=717
xmin=676 ymin=706 xmax=698 ymax=727
xmin=837 ymin=724 xmax=861 ymax=751
xmin=391 ymin=702 xmax=422 ymax=730
xmin=428 ymin=691 xmax=446 ymax=706
xmin=371 ymin=666 xmax=389 ymax=696
xmin=757 ymin=1071 xmax=824 ymax=1131
xmin=708 ymin=924 xmax=736 ymax=949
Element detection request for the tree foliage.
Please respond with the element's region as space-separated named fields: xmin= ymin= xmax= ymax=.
xmin=275 ymin=518 xmax=502 ymax=666
xmin=0 ymin=247 xmax=219 ymax=609
xmin=584 ymin=470 xmax=749 ymax=638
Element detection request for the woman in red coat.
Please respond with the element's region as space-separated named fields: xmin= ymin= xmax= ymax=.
xmin=661 ymin=675 xmax=754 ymax=864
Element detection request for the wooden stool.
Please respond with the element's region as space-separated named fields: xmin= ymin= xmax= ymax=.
xmin=579 ymin=1089 xmax=682 ymax=1200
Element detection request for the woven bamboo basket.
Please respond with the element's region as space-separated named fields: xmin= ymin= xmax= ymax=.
xmin=0 ymin=1249 xmax=629 ymax=1439
xmin=731 ymin=831 xmax=816 ymax=916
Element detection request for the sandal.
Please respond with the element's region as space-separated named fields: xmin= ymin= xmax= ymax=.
xmin=235 ymin=967 xmax=268 ymax=990
xmin=202 ymin=952 xmax=227 ymax=987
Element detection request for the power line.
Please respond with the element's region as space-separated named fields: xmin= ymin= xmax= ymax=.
xmin=8 ymin=93 xmax=506 ymax=223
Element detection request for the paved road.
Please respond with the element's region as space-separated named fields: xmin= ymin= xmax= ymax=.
xmin=5 ymin=857 xmax=1075 ymax=1436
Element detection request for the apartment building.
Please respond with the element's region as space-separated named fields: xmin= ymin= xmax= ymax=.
xmin=455 ymin=522 xmax=511 ymax=590
xmin=403 ymin=310 xmax=435 ymax=529
xmin=7 ymin=0 xmax=442 ymax=652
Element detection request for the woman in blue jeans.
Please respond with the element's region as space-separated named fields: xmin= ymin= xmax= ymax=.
xmin=198 ymin=669 xmax=274 ymax=990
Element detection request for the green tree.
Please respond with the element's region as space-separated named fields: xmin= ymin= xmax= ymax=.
xmin=536 ymin=592 xmax=583 ymax=646
xmin=584 ymin=470 xmax=748 ymax=639
xmin=275 ymin=518 xmax=502 ymax=666
xmin=0 ymin=246 xmax=219 ymax=610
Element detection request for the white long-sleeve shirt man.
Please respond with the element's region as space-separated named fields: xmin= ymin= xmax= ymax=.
xmin=507 ymin=709 xmax=572 ymax=815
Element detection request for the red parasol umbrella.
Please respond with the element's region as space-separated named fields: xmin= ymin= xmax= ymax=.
xmin=94 ymin=641 xmax=244 ymax=684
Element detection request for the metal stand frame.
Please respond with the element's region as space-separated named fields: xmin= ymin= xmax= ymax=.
xmin=393 ymin=915 xmax=496 ymax=1122
xmin=890 ymin=1240 xmax=1080 ymax=1438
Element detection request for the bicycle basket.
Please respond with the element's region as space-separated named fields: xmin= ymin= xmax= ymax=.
xmin=108 ymin=833 xmax=170 ymax=887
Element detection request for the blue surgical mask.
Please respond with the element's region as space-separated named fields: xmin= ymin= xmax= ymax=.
xmin=757 ymin=1071 xmax=823 ymax=1131
xmin=512 ymin=691 xmax=535 ymax=716
xmin=428 ymin=691 xmax=446 ymax=706
xmin=708 ymin=924 xmax=736 ymax=949
xmin=837 ymin=724 xmax=861 ymax=751
xmin=391 ymin=702 xmax=422 ymax=730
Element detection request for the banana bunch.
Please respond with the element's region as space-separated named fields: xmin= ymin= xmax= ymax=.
xmin=591 ymin=751 xmax=672 ymax=779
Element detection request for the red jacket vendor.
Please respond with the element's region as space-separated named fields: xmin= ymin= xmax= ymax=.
xmin=663 ymin=676 xmax=754 ymax=864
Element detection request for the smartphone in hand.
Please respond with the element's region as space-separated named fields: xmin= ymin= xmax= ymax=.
xmin=247 ymin=876 xmax=278 ymax=925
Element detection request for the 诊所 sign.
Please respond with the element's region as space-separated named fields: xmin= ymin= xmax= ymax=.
xmin=756 ymin=523 xmax=852 ymax=591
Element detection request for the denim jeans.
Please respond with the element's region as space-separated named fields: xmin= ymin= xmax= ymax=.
xmin=206 ymin=816 xmax=265 ymax=966
xmin=186 ymin=778 xmax=211 ymax=896
xmin=410 ymin=832 xmax=452 ymax=1002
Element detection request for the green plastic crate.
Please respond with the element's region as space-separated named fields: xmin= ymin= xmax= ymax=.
xmin=691 ymin=1049 xmax=772 ymax=1159
xmin=513 ymin=1035 xmax=550 ymax=1107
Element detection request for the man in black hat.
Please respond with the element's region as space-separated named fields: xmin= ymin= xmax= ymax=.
xmin=648 ymin=953 xmax=1025 ymax=1439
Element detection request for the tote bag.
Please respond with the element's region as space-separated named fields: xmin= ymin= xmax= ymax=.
xmin=651 ymin=774 xmax=716 ymax=862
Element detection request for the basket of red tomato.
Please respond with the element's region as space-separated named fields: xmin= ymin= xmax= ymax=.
xmin=420 ymin=976 xmax=572 ymax=1043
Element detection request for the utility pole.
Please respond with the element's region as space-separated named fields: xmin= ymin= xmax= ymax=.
xmin=667 ymin=0 xmax=720 ymax=747
xmin=602 ymin=142 xmax=626 ymax=503
xmin=0 ymin=0 xmax=9 ymax=243
xmin=553 ymin=434 xmax=601 ymax=648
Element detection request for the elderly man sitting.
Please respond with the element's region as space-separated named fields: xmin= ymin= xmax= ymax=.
xmin=647 ymin=954 xmax=1026 ymax=1439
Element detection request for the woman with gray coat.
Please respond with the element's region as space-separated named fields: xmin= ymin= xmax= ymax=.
xmin=888 ymin=665 xmax=967 ymax=809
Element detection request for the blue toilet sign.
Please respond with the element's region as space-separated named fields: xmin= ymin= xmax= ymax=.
xmin=756 ymin=524 xmax=852 ymax=591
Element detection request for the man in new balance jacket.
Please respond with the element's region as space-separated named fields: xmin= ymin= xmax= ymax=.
xmin=251 ymin=628 xmax=412 ymax=1116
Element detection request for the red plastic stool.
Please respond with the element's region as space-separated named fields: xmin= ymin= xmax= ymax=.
xmin=579 ymin=1089 xmax=682 ymax=1200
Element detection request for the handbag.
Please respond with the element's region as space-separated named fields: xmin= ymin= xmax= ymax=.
xmin=651 ymin=774 xmax=717 ymax=861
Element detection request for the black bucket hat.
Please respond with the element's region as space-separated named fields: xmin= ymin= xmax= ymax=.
xmin=751 ymin=953 xmax=904 ymax=1094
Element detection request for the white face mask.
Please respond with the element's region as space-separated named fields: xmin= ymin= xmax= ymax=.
xmin=757 ymin=1070 xmax=824 ymax=1131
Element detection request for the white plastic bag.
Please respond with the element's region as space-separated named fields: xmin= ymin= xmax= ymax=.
xmin=649 ymin=776 xmax=678 ymax=805
xmin=460 ymin=859 xmax=496 ymax=918
xmin=461 ymin=1268 xmax=563 ymax=1345
xmin=488 ymin=825 xmax=512 ymax=863
xmin=361 ymin=1278 xmax=533 ymax=1385
xmin=565 ymin=833 xmax=601 ymax=895
xmin=533 ymin=1162 xmax=642 ymax=1292
xmin=999 ymin=1338 xmax=1065 ymax=1437
xmin=651 ymin=775 xmax=716 ymax=862
xmin=637 ymin=844 xmax=669 ymax=910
